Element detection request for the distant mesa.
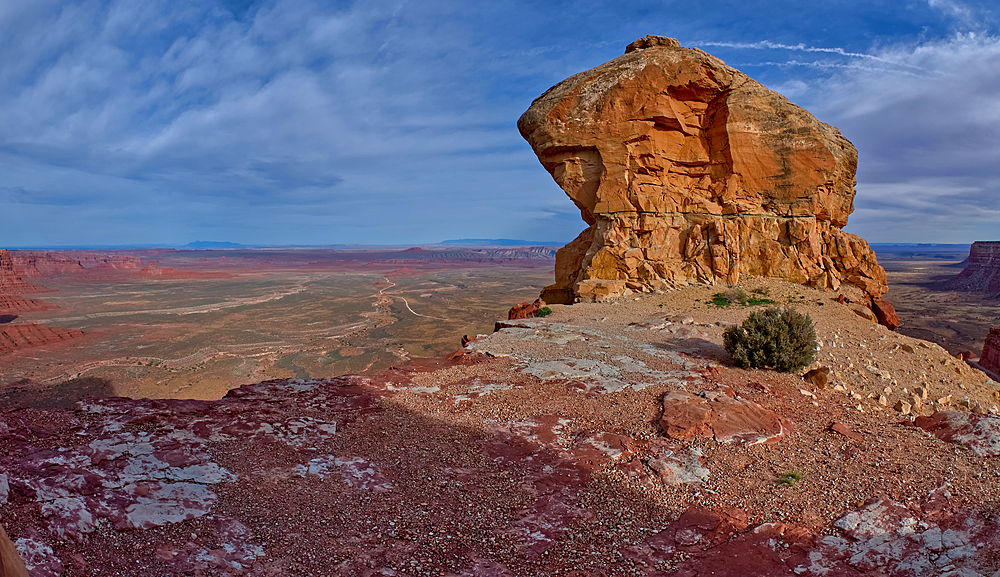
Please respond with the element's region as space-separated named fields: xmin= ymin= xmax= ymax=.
xmin=946 ymin=241 xmax=1000 ymax=295
xmin=0 ymin=248 xmax=85 ymax=353
xmin=185 ymin=241 xmax=246 ymax=249
xmin=518 ymin=35 xmax=887 ymax=304
xmin=0 ymin=249 xmax=51 ymax=293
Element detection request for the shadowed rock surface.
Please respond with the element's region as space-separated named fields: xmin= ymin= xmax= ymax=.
xmin=948 ymin=241 xmax=1000 ymax=294
xmin=518 ymin=36 xmax=887 ymax=303
xmin=981 ymin=327 xmax=1000 ymax=376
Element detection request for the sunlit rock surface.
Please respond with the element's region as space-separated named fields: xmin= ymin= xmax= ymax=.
xmin=518 ymin=36 xmax=887 ymax=303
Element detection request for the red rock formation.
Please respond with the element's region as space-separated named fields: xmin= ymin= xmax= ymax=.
xmin=659 ymin=388 xmax=788 ymax=444
xmin=0 ymin=294 xmax=58 ymax=314
xmin=0 ymin=324 xmax=84 ymax=352
xmin=0 ymin=250 xmax=49 ymax=294
xmin=981 ymin=327 xmax=1000 ymax=376
xmin=508 ymin=298 xmax=547 ymax=319
xmin=519 ymin=36 xmax=887 ymax=303
xmin=869 ymin=297 xmax=900 ymax=330
xmin=12 ymin=251 xmax=143 ymax=278
xmin=948 ymin=241 xmax=1000 ymax=293
xmin=913 ymin=410 xmax=1000 ymax=456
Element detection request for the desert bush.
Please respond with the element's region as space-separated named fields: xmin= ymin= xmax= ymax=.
xmin=723 ymin=306 xmax=816 ymax=372
xmin=538 ymin=306 xmax=553 ymax=317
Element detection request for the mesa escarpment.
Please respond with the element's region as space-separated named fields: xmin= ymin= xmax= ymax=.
xmin=0 ymin=250 xmax=49 ymax=295
xmin=0 ymin=248 xmax=84 ymax=352
xmin=519 ymin=35 xmax=887 ymax=304
xmin=948 ymin=241 xmax=1000 ymax=294
xmin=981 ymin=327 xmax=1000 ymax=377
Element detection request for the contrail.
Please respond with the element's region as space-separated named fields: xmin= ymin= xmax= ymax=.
xmin=694 ymin=40 xmax=924 ymax=70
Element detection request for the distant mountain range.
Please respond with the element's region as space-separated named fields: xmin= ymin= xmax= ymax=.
xmin=185 ymin=241 xmax=247 ymax=248
xmin=439 ymin=239 xmax=565 ymax=246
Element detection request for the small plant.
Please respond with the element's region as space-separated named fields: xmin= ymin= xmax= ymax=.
xmin=778 ymin=471 xmax=803 ymax=486
xmin=711 ymin=287 xmax=747 ymax=307
xmin=723 ymin=306 xmax=817 ymax=372
xmin=538 ymin=306 xmax=553 ymax=317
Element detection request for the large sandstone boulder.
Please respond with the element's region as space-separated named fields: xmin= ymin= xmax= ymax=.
xmin=518 ymin=36 xmax=887 ymax=303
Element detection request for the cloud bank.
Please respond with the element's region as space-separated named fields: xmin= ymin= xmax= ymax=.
xmin=0 ymin=0 xmax=997 ymax=246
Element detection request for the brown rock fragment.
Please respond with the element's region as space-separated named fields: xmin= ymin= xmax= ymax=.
xmin=802 ymin=366 xmax=830 ymax=389
xmin=660 ymin=389 xmax=787 ymax=445
xmin=869 ymin=298 xmax=900 ymax=330
xmin=830 ymin=422 xmax=862 ymax=441
xmin=849 ymin=303 xmax=877 ymax=323
xmin=0 ymin=524 xmax=29 ymax=577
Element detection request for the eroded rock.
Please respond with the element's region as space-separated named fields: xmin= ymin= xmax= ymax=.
xmin=518 ymin=36 xmax=887 ymax=303
xmin=913 ymin=411 xmax=1000 ymax=456
xmin=659 ymin=388 xmax=788 ymax=444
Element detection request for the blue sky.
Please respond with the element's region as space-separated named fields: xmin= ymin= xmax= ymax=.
xmin=1 ymin=0 xmax=998 ymax=247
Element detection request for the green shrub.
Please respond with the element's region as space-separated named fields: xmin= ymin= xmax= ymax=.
xmin=723 ymin=307 xmax=816 ymax=372
xmin=712 ymin=287 xmax=747 ymax=307
xmin=538 ymin=306 xmax=553 ymax=317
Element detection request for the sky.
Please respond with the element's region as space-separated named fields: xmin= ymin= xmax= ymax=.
xmin=1 ymin=0 xmax=998 ymax=248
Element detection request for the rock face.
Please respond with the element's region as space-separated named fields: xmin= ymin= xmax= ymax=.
xmin=981 ymin=327 xmax=1000 ymax=376
xmin=0 ymin=250 xmax=48 ymax=294
xmin=0 ymin=295 xmax=58 ymax=314
xmin=518 ymin=36 xmax=887 ymax=303
xmin=948 ymin=241 xmax=1000 ymax=294
xmin=0 ymin=324 xmax=85 ymax=352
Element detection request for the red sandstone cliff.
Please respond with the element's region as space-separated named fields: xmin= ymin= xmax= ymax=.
xmin=0 ymin=250 xmax=49 ymax=294
xmin=948 ymin=241 xmax=1000 ymax=295
xmin=981 ymin=327 xmax=1000 ymax=376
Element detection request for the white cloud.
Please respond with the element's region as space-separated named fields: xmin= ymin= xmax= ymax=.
xmin=807 ymin=33 xmax=1000 ymax=242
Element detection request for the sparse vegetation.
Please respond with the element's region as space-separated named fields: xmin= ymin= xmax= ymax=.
xmin=711 ymin=287 xmax=775 ymax=307
xmin=538 ymin=306 xmax=553 ymax=317
xmin=778 ymin=471 xmax=803 ymax=486
xmin=711 ymin=288 xmax=747 ymax=307
xmin=723 ymin=306 xmax=817 ymax=372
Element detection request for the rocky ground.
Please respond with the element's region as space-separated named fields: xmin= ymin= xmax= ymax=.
xmin=2 ymin=277 xmax=1000 ymax=576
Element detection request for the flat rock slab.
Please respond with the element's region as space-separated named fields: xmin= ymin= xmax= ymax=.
xmin=913 ymin=411 xmax=1000 ymax=456
xmin=660 ymin=388 xmax=789 ymax=445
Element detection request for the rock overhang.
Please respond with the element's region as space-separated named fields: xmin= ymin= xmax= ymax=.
xmin=519 ymin=36 xmax=887 ymax=303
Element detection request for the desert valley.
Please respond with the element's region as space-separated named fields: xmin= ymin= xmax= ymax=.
xmin=2 ymin=36 xmax=1000 ymax=577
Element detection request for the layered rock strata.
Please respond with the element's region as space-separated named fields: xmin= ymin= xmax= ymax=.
xmin=981 ymin=327 xmax=1000 ymax=376
xmin=948 ymin=241 xmax=1000 ymax=294
xmin=0 ymin=294 xmax=57 ymax=314
xmin=0 ymin=324 xmax=84 ymax=352
xmin=519 ymin=35 xmax=887 ymax=303
xmin=0 ymin=250 xmax=48 ymax=294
